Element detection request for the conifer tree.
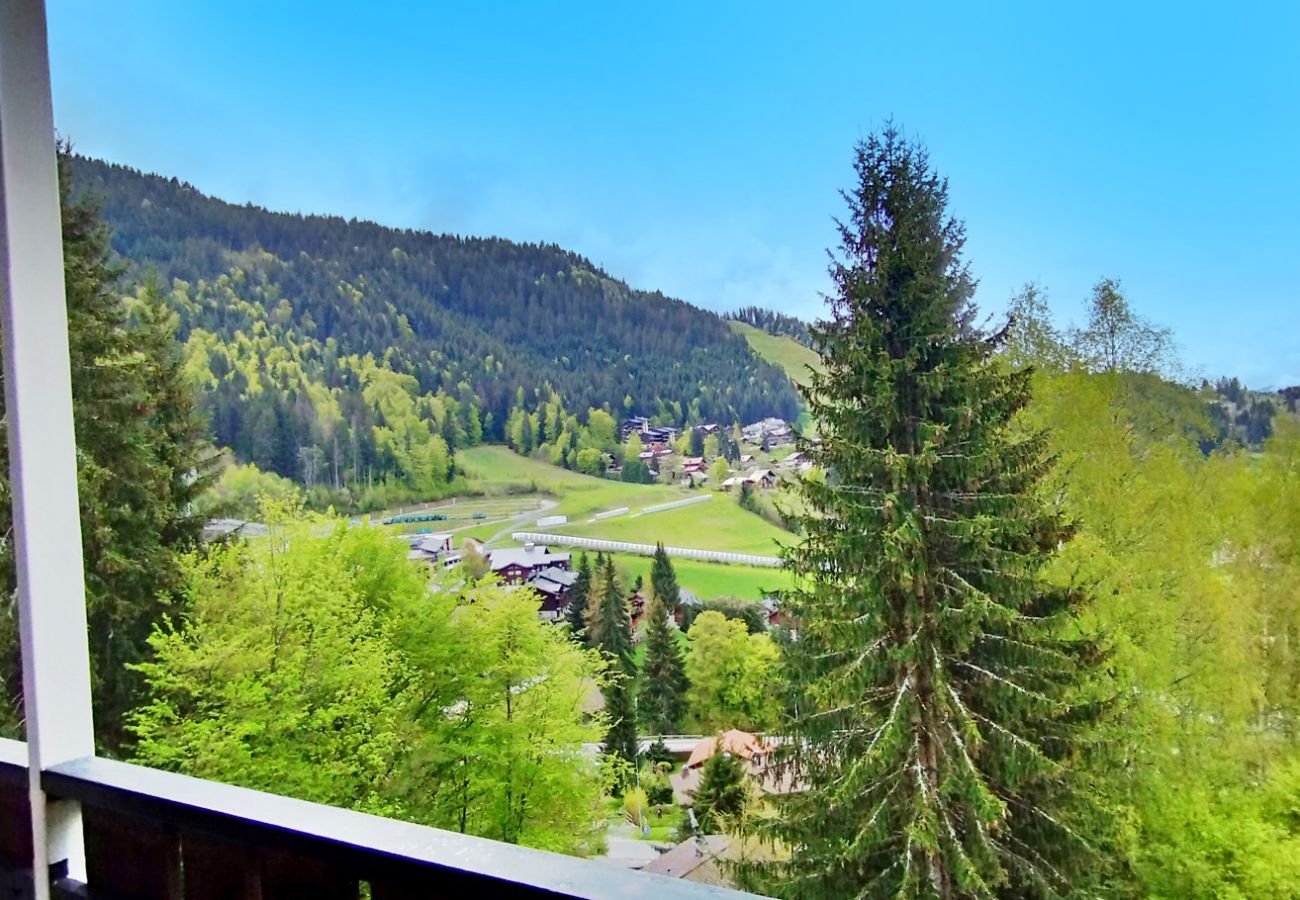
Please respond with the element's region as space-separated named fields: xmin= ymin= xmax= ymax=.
xmin=638 ymin=594 xmax=688 ymax=734
xmin=566 ymin=551 xmax=592 ymax=641
xmin=756 ymin=128 xmax=1112 ymax=898
xmin=0 ymin=155 xmax=216 ymax=748
xmin=587 ymin=555 xmax=634 ymax=674
xmin=583 ymin=555 xmax=638 ymax=774
xmin=692 ymin=747 xmax=748 ymax=834
xmin=649 ymin=543 xmax=681 ymax=614
xmin=602 ymin=671 xmax=639 ymax=778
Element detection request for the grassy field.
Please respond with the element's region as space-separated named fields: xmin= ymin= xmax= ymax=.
xmin=453 ymin=446 xmax=793 ymax=600
xmin=458 ymin=445 xmax=682 ymax=520
xmin=729 ymin=320 xmax=823 ymax=389
xmin=555 ymin=495 xmax=790 ymax=556
xmin=609 ymin=552 xmax=790 ymax=602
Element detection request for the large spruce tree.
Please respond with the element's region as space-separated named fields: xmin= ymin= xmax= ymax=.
xmin=584 ymin=555 xmax=638 ymax=773
xmin=757 ymin=129 xmax=1111 ymax=898
xmin=638 ymin=594 xmax=688 ymax=734
xmin=0 ymin=153 xmax=215 ymax=750
xmin=566 ymin=551 xmax=592 ymax=640
xmin=586 ymin=555 xmax=634 ymax=674
xmin=649 ymin=542 xmax=681 ymax=613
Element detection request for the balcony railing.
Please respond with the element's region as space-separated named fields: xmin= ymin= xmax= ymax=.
xmin=0 ymin=2 xmax=760 ymax=897
xmin=0 ymin=736 xmax=747 ymax=898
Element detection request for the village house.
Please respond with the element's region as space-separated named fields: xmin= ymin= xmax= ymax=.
xmin=623 ymin=415 xmax=678 ymax=445
xmin=681 ymin=456 xmax=707 ymax=475
xmin=741 ymin=416 xmax=788 ymax=445
xmin=669 ymin=730 xmax=801 ymax=806
xmin=527 ymin=567 xmax=580 ymax=621
xmin=487 ymin=543 xmax=572 ymax=585
xmin=743 ymin=469 xmax=776 ymax=490
xmin=406 ymin=532 xmax=457 ymax=565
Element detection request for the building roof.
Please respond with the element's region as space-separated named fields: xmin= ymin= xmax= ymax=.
xmin=641 ymin=836 xmax=731 ymax=883
xmin=488 ymin=546 xmax=571 ymax=572
xmin=531 ymin=567 xmax=578 ymax=588
xmin=417 ymin=533 xmax=454 ymax=552
xmin=686 ymin=730 xmax=769 ymax=769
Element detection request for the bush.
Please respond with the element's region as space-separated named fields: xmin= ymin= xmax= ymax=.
xmin=623 ymin=787 xmax=649 ymax=826
xmin=643 ymin=767 xmax=675 ymax=806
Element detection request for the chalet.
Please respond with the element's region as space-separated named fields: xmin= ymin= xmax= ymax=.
xmin=720 ymin=476 xmax=744 ymax=490
xmin=406 ymin=532 xmax=456 ymax=564
xmin=682 ymin=456 xmax=707 ymax=475
xmin=740 ymin=454 xmax=754 ymax=465
xmin=670 ymin=730 xmax=802 ymax=805
xmin=622 ymin=415 xmax=678 ymax=445
xmin=741 ymin=417 xmax=788 ymax=445
xmin=698 ymin=423 xmax=721 ymax=435
xmin=628 ymin=591 xmax=649 ymax=630
xmin=526 ymin=567 xmax=579 ymax=621
xmin=743 ymin=469 xmax=775 ymax=490
xmin=487 ymin=543 xmax=572 ymax=585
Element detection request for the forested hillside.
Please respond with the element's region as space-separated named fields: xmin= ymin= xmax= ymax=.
xmin=70 ymin=156 xmax=799 ymax=506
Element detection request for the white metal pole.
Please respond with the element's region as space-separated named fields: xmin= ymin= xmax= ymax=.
xmin=0 ymin=0 xmax=95 ymax=892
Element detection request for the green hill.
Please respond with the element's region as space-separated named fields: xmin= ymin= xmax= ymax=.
xmin=729 ymin=319 xmax=823 ymax=389
xmin=69 ymin=155 xmax=802 ymax=500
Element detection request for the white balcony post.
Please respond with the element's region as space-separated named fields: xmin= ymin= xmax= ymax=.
xmin=0 ymin=0 xmax=95 ymax=893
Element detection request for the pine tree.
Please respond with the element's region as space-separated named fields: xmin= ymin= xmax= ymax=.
xmin=602 ymin=670 xmax=639 ymax=778
xmin=756 ymin=128 xmax=1112 ymax=898
xmin=566 ymin=552 xmax=592 ymax=641
xmin=692 ymin=748 xmax=748 ymax=834
xmin=638 ymin=595 xmax=688 ymax=734
xmin=583 ymin=555 xmax=638 ymax=775
xmin=587 ymin=555 xmax=634 ymax=674
xmin=649 ymin=543 xmax=681 ymax=614
xmin=0 ymin=154 xmax=217 ymax=748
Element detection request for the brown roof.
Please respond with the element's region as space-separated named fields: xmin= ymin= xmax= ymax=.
xmin=642 ymin=836 xmax=731 ymax=883
xmin=685 ymin=730 xmax=768 ymax=770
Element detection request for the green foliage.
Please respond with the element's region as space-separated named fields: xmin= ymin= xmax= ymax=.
xmin=688 ymin=596 xmax=768 ymax=635
xmin=131 ymin=517 xmax=610 ymax=855
xmin=649 ymin=543 xmax=682 ymax=613
xmin=130 ymin=518 xmax=412 ymax=814
xmin=684 ymin=612 xmax=780 ymax=733
xmin=197 ymin=460 xmax=303 ymax=519
xmin=622 ymin=787 xmax=650 ymax=826
xmin=0 ymin=157 xmax=217 ymax=749
xmin=691 ymin=749 xmax=749 ymax=834
xmin=708 ymin=456 xmax=731 ymax=485
xmin=602 ymin=672 xmax=639 ymax=779
xmin=566 ymin=551 xmax=592 ymax=640
xmin=74 ymin=155 xmax=800 ymax=471
xmin=587 ymin=556 xmax=635 ymax=672
xmin=638 ymin=595 xmax=689 ymax=735
xmin=760 ymin=129 xmax=1115 ymax=898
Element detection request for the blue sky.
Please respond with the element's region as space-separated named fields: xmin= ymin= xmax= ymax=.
xmin=47 ymin=1 xmax=1300 ymax=387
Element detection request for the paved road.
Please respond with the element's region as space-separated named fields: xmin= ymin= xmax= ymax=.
xmin=480 ymin=498 xmax=559 ymax=547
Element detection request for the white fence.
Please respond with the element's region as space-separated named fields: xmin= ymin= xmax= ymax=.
xmin=640 ymin=494 xmax=712 ymax=516
xmin=511 ymin=532 xmax=783 ymax=568
xmin=536 ymin=515 xmax=568 ymax=527
xmin=591 ymin=507 xmax=629 ymax=522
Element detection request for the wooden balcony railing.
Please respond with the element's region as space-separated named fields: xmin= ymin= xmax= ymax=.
xmin=0 ymin=737 xmax=756 ymax=899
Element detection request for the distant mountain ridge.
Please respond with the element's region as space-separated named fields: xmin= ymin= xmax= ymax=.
xmin=72 ymin=155 xmax=801 ymax=437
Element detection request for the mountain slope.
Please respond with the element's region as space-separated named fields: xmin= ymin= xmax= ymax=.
xmin=73 ymin=156 xmax=800 ymax=432
xmin=728 ymin=320 xmax=823 ymax=390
